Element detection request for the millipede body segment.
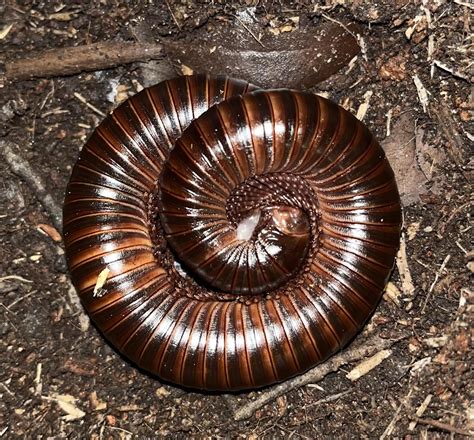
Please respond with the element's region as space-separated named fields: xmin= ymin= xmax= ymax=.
xmin=63 ymin=74 xmax=402 ymax=391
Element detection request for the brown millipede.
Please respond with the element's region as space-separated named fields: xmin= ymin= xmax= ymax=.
xmin=63 ymin=74 xmax=402 ymax=391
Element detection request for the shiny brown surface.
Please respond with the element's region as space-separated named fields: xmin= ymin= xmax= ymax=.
xmin=63 ymin=74 xmax=402 ymax=391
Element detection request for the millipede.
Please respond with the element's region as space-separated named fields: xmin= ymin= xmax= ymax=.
xmin=63 ymin=74 xmax=402 ymax=391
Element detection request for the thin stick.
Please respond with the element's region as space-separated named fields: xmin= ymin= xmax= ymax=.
xmin=421 ymin=254 xmax=451 ymax=313
xmin=453 ymin=0 xmax=474 ymax=10
xmin=0 ymin=275 xmax=33 ymax=284
xmin=5 ymin=41 xmax=164 ymax=81
xmin=165 ymin=0 xmax=181 ymax=30
xmin=433 ymin=59 xmax=470 ymax=82
xmin=380 ymin=399 xmax=405 ymax=439
xmin=73 ymin=92 xmax=106 ymax=117
xmin=415 ymin=417 xmax=472 ymax=436
xmin=321 ymin=13 xmax=366 ymax=59
xmin=232 ymin=15 xmax=266 ymax=48
xmin=305 ymin=390 xmax=352 ymax=408
xmin=233 ymin=333 xmax=407 ymax=420
xmin=1 ymin=141 xmax=62 ymax=231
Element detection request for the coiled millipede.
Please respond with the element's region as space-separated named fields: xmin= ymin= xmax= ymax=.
xmin=63 ymin=74 xmax=402 ymax=391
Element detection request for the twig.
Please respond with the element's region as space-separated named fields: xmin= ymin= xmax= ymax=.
xmin=232 ymin=15 xmax=266 ymax=48
xmin=386 ymin=108 xmax=393 ymax=137
xmin=6 ymin=290 xmax=36 ymax=310
xmin=408 ymin=394 xmax=432 ymax=431
xmin=380 ymin=396 xmax=407 ymax=439
xmin=233 ymin=333 xmax=407 ymax=420
xmin=321 ymin=13 xmax=366 ymax=60
xmin=0 ymin=275 xmax=33 ymax=284
xmin=0 ymin=382 xmax=14 ymax=396
xmin=433 ymin=59 xmax=471 ymax=82
xmin=73 ymin=92 xmax=106 ymax=117
xmin=321 ymin=13 xmax=357 ymax=40
xmin=453 ymin=0 xmax=474 ymax=10
xmin=421 ymin=254 xmax=451 ymax=313
xmin=305 ymin=390 xmax=352 ymax=408
xmin=0 ymin=141 xmax=62 ymax=231
xmin=396 ymin=234 xmax=416 ymax=297
xmin=415 ymin=417 xmax=472 ymax=436
xmin=5 ymin=41 xmax=164 ymax=81
xmin=165 ymin=0 xmax=181 ymax=30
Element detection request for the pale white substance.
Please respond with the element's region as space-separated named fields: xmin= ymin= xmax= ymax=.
xmin=236 ymin=211 xmax=261 ymax=241
xmin=173 ymin=260 xmax=189 ymax=279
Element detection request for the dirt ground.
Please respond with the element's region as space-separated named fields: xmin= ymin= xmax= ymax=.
xmin=0 ymin=1 xmax=472 ymax=438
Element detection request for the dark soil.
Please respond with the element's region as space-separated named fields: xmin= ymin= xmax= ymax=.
xmin=0 ymin=1 xmax=472 ymax=438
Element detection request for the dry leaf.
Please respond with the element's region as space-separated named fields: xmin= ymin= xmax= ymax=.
xmin=382 ymin=112 xmax=428 ymax=206
xmin=166 ymin=21 xmax=361 ymax=88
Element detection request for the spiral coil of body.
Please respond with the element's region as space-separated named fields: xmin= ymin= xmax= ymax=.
xmin=63 ymin=74 xmax=402 ymax=391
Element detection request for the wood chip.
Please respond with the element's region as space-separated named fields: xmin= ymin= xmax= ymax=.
xmin=93 ymin=267 xmax=110 ymax=298
xmin=396 ymin=234 xmax=416 ymax=297
xmin=37 ymin=223 xmax=62 ymax=242
xmin=413 ymin=75 xmax=429 ymax=113
xmin=90 ymin=391 xmax=107 ymax=411
xmin=386 ymin=108 xmax=393 ymax=137
xmin=356 ymin=90 xmax=373 ymax=121
xmin=407 ymin=222 xmax=420 ymax=241
xmin=118 ymin=404 xmax=142 ymax=412
xmin=427 ymin=35 xmax=435 ymax=61
xmin=409 ymin=357 xmax=432 ymax=374
xmin=0 ymin=24 xmax=13 ymax=40
xmin=43 ymin=393 xmax=86 ymax=421
xmin=156 ymin=387 xmax=171 ymax=397
xmin=34 ymin=362 xmax=42 ymax=395
xmin=181 ymin=64 xmax=194 ymax=76
xmin=405 ymin=16 xmax=421 ymax=40
xmin=424 ymin=336 xmax=448 ymax=347
xmin=115 ymin=84 xmax=130 ymax=105
xmin=346 ymin=349 xmax=392 ymax=381
xmin=384 ymin=282 xmax=402 ymax=306
xmin=48 ymin=12 xmax=77 ymax=21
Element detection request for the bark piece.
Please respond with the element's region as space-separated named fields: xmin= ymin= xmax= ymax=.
xmin=5 ymin=41 xmax=164 ymax=81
